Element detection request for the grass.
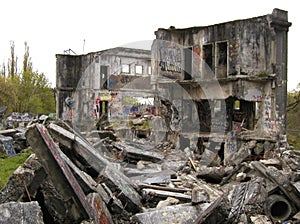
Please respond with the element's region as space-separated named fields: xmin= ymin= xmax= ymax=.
xmin=0 ymin=150 xmax=33 ymax=189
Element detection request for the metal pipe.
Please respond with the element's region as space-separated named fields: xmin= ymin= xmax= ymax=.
xmin=264 ymin=194 xmax=292 ymax=221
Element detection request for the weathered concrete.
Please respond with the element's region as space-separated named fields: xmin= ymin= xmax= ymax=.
xmin=56 ymin=47 xmax=152 ymax=122
xmin=152 ymin=8 xmax=291 ymax=149
xmin=0 ymin=201 xmax=44 ymax=224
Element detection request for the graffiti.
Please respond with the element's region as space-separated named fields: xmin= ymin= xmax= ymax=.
xmin=252 ymin=95 xmax=264 ymax=101
xmin=263 ymin=97 xmax=278 ymax=136
xmin=159 ymin=46 xmax=182 ymax=73
xmin=121 ymin=76 xmax=131 ymax=84
xmin=211 ymin=120 xmax=228 ymax=132
xmin=109 ymin=94 xmax=123 ymax=118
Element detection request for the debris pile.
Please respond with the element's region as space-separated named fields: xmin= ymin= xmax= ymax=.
xmin=1 ymin=120 xmax=300 ymax=223
xmin=2 ymin=112 xmax=35 ymax=129
xmin=0 ymin=128 xmax=29 ymax=156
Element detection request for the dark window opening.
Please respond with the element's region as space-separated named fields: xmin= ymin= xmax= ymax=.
xmin=202 ymin=44 xmax=214 ymax=79
xmin=216 ymin=42 xmax=228 ymax=78
xmin=184 ymin=47 xmax=192 ymax=80
xmin=203 ymin=44 xmax=213 ymax=70
xmin=100 ymin=65 xmax=108 ymax=89
xmin=196 ymin=100 xmax=212 ymax=133
xmin=226 ymin=97 xmax=255 ymax=131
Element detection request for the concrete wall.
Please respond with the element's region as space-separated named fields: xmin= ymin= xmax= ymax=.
xmin=56 ymin=47 xmax=151 ymax=122
xmin=151 ymin=8 xmax=291 ymax=140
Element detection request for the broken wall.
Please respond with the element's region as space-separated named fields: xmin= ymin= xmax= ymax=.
xmin=56 ymin=47 xmax=152 ymax=126
xmin=151 ymin=8 xmax=291 ymax=140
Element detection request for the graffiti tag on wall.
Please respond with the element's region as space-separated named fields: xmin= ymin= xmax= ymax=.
xmin=263 ymin=97 xmax=278 ymax=136
xmin=159 ymin=46 xmax=182 ymax=73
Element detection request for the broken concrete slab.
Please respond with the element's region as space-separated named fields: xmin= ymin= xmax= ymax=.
xmin=112 ymin=141 xmax=164 ymax=162
xmin=0 ymin=134 xmax=16 ymax=156
xmin=196 ymin=166 xmax=226 ymax=184
xmin=131 ymin=203 xmax=199 ymax=223
xmin=26 ymin=124 xmax=91 ymax=222
xmin=250 ymin=214 xmax=272 ymax=224
xmin=48 ymin=122 xmax=112 ymax=172
xmin=98 ymin=165 xmax=142 ymax=213
xmin=86 ymin=130 xmax=117 ymax=141
xmin=129 ymin=169 xmax=177 ymax=185
xmin=0 ymin=154 xmax=45 ymax=204
xmin=193 ymin=196 xmax=227 ymax=224
xmin=0 ymin=201 xmax=44 ymax=224
xmin=156 ymin=197 xmax=179 ymax=208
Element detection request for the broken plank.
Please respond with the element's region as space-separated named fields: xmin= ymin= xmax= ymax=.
xmin=142 ymin=188 xmax=191 ymax=201
xmin=139 ymin=184 xmax=190 ymax=193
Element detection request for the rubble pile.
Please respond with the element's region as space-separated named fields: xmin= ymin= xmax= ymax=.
xmin=1 ymin=120 xmax=300 ymax=223
xmin=0 ymin=128 xmax=29 ymax=156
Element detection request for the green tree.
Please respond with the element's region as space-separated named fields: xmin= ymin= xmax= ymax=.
xmin=0 ymin=42 xmax=55 ymax=115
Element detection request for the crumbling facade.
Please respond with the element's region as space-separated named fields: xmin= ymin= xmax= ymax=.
xmin=2 ymin=9 xmax=300 ymax=224
xmin=151 ymin=8 xmax=292 ymax=152
xmin=56 ymin=47 xmax=152 ymax=125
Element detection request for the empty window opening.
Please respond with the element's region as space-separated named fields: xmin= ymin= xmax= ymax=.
xmin=216 ymin=42 xmax=228 ymax=78
xmin=100 ymin=65 xmax=108 ymax=89
xmin=203 ymin=44 xmax=213 ymax=70
xmin=196 ymin=100 xmax=212 ymax=133
xmin=184 ymin=47 xmax=192 ymax=80
xmin=135 ymin=65 xmax=143 ymax=75
xmin=148 ymin=66 xmax=152 ymax=75
xmin=232 ymin=99 xmax=255 ymax=131
xmin=122 ymin=64 xmax=130 ymax=73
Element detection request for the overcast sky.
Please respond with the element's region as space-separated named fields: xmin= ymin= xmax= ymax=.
xmin=0 ymin=0 xmax=298 ymax=90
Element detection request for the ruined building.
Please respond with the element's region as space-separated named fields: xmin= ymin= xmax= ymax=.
xmin=56 ymin=47 xmax=152 ymax=126
xmin=151 ymin=8 xmax=292 ymax=157
xmin=55 ymin=8 xmax=292 ymax=162
xmin=1 ymin=8 xmax=298 ymax=224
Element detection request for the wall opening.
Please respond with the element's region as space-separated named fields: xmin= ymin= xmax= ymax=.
xmin=184 ymin=47 xmax=192 ymax=80
xmin=216 ymin=41 xmax=228 ymax=78
xmin=226 ymin=97 xmax=255 ymax=131
xmin=202 ymin=44 xmax=214 ymax=79
xmin=100 ymin=65 xmax=108 ymax=89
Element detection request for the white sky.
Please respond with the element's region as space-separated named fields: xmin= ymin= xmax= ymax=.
xmin=0 ymin=0 xmax=298 ymax=90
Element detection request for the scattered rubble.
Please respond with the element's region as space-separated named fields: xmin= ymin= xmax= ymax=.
xmin=1 ymin=119 xmax=300 ymax=223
